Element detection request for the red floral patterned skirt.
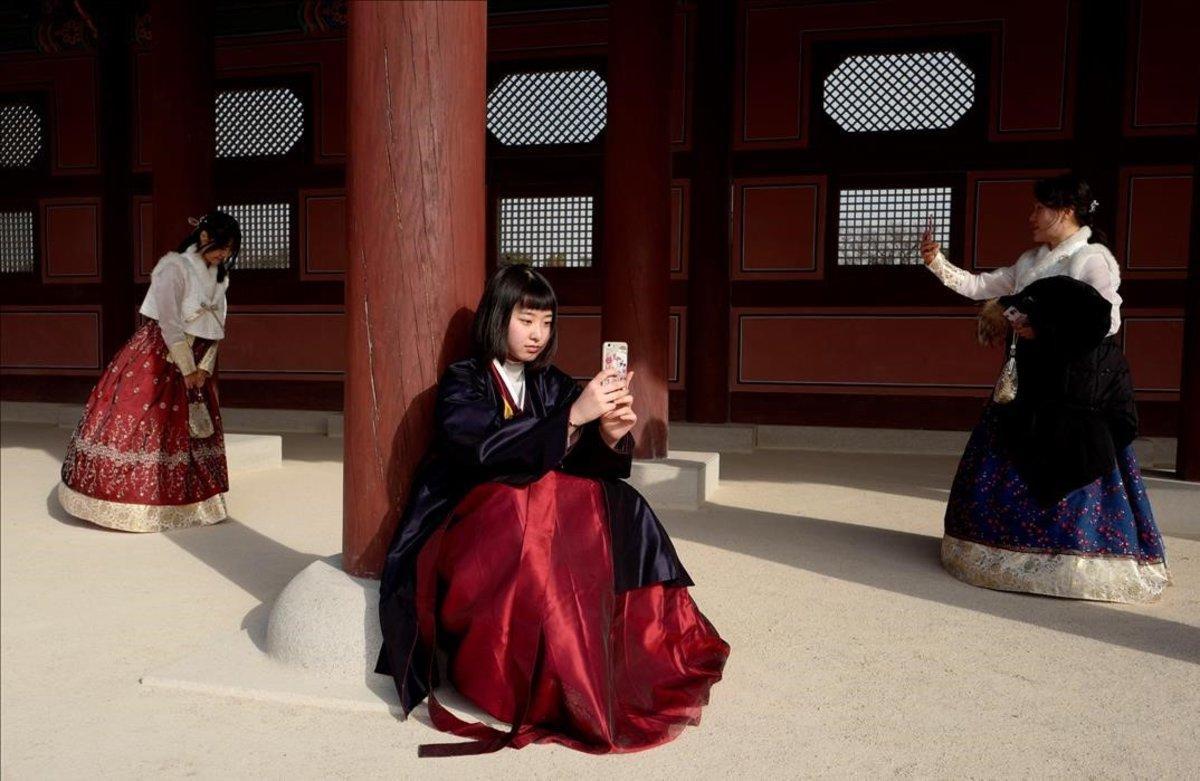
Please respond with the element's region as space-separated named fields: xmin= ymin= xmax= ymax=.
xmin=58 ymin=321 xmax=228 ymax=532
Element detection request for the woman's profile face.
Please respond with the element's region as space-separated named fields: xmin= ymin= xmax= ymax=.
xmin=506 ymin=305 xmax=553 ymax=363
xmin=1028 ymin=201 xmax=1070 ymax=244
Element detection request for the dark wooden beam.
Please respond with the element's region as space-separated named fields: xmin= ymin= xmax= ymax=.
xmin=1175 ymin=94 xmax=1200 ymax=481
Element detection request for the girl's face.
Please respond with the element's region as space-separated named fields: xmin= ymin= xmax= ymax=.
xmin=506 ymin=305 xmax=553 ymax=363
xmin=198 ymin=229 xmax=233 ymax=265
xmin=1028 ymin=202 xmax=1076 ymax=245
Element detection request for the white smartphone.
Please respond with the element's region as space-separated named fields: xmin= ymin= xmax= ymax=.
xmin=602 ymin=341 xmax=628 ymax=385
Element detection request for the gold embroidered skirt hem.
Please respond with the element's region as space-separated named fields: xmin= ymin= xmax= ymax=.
xmin=57 ymin=482 xmax=227 ymax=533
xmin=941 ymin=535 xmax=1170 ymax=604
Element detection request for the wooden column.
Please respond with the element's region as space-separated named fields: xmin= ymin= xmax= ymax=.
xmin=343 ymin=0 xmax=487 ymax=578
xmin=1175 ymin=100 xmax=1200 ymax=482
xmin=602 ymin=0 xmax=674 ymax=458
xmin=149 ymin=0 xmax=214 ymax=258
xmin=97 ymin=3 xmax=137 ymax=361
xmin=685 ymin=0 xmax=735 ymax=423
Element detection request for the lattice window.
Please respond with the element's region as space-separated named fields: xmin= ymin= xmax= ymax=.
xmin=837 ymin=187 xmax=951 ymax=266
xmin=498 ymin=196 xmax=593 ymax=268
xmin=1 ymin=104 xmax=43 ymax=168
xmin=217 ymin=202 xmax=291 ymax=270
xmin=0 ymin=211 xmax=36 ymax=273
xmin=824 ymin=51 xmax=974 ymax=133
xmin=215 ymin=88 xmax=304 ymax=158
xmin=488 ymin=70 xmax=607 ymax=145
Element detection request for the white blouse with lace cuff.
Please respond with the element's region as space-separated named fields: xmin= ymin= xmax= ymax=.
xmin=925 ymin=226 xmax=1123 ymax=335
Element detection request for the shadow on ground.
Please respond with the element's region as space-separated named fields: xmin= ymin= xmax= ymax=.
xmin=718 ymin=448 xmax=957 ymax=502
xmin=160 ymin=518 xmax=324 ymax=650
xmin=666 ymin=502 xmax=1199 ymax=665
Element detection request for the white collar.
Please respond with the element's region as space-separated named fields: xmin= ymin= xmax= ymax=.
xmin=184 ymin=245 xmax=216 ymax=272
xmin=492 ymin=358 xmax=526 ymax=408
xmin=1037 ymin=226 xmax=1091 ymax=262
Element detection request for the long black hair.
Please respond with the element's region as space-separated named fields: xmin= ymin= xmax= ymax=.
xmin=1033 ymin=173 xmax=1107 ymax=245
xmin=471 ymin=264 xmax=558 ymax=370
xmin=175 ymin=210 xmax=242 ymax=283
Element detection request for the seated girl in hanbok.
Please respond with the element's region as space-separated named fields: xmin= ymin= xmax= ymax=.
xmin=58 ymin=212 xmax=240 ymax=532
xmin=375 ymin=264 xmax=728 ymax=756
xmin=920 ymin=173 xmax=1169 ymax=603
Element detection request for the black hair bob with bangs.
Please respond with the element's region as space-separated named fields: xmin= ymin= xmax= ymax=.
xmin=471 ymin=263 xmax=558 ymax=371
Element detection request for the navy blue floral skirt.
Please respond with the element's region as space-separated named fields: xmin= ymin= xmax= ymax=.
xmin=941 ymin=407 xmax=1170 ymax=603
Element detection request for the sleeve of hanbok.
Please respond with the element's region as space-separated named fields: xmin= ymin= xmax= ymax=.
xmin=148 ymin=260 xmax=197 ymax=375
xmin=1074 ymin=253 xmax=1122 ymax=313
xmin=561 ymin=424 xmax=633 ymax=479
xmin=926 ymin=251 xmax=1018 ymax=300
xmin=198 ymin=343 xmax=219 ymax=374
xmin=437 ymin=363 xmax=578 ymax=482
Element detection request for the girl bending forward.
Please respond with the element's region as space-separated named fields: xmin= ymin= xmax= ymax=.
xmin=58 ymin=212 xmax=240 ymax=532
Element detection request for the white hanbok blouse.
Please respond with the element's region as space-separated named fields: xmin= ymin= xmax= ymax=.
xmin=138 ymin=245 xmax=229 ymax=375
xmin=926 ymin=226 xmax=1123 ymax=336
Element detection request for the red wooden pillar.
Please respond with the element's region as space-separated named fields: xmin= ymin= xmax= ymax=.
xmin=150 ymin=0 xmax=214 ymax=258
xmin=1176 ymin=103 xmax=1200 ymax=482
xmin=602 ymin=0 xmax=674 ymax=458
xmin=342 ymin=1 xmax=487 ymax=578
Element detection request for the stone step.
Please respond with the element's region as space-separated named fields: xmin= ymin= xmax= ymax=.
xmin=756 ymin=424 xmax=971 ymax=455
xmin=0 ymin=402 xmax=343 ymax=438
xmin=628 ymin=450 xmax=719 ymax=510
xmin=0 ymin=402 xmax=282 ymax=472
xmin=225 ymin=433 xmax=283 ymax=474
xmin=220 ymin=408 xmax=342 ymax=437
xmin=751 ymin=422 xmax=1177 ymax=470
xmin=4 ymin=401 xmax=1179 ymax=471
xmin=669 ymin=423 xmax=757 ymax=453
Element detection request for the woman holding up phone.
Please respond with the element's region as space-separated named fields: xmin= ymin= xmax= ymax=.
xmin=375 ymin=264 xmax=728 ymax=756
xmin=918 ymin=173 xmax=1169 ymax=603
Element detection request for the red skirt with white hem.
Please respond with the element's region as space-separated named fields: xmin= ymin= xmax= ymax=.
xmin=58 ymin=321 xmax=228 ymax=532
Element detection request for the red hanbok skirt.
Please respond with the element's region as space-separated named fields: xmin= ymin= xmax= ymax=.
xmin=416 ymin=470 xmax=729 ymax=755
xmin=58 ymin=321 xmax=228 ymax=532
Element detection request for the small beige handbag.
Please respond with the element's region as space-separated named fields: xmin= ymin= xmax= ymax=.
xmin=992 ymin=333 xmax=1018 ymax=404
xmin=188 ymin=389 xmax=214 ymax=438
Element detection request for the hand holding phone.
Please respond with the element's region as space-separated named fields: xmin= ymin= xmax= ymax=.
xmin=919 ymin=213 xmax=940 ymax=266
xmin=598 ymin=368 xmax=638 ymax=447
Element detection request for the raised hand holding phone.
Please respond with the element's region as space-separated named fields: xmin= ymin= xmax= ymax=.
xmin=919 ymin=213 xmax=940 ymax=266
xmin=570 ymin=371 xmax=626 ymax=425
xmin=599 ymin=370 xmax=636 ymax=447
xmin=600 ymin=341 xmax=632 ymax=413
xmin=595 ymin=342 xmax=635 ymax=446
